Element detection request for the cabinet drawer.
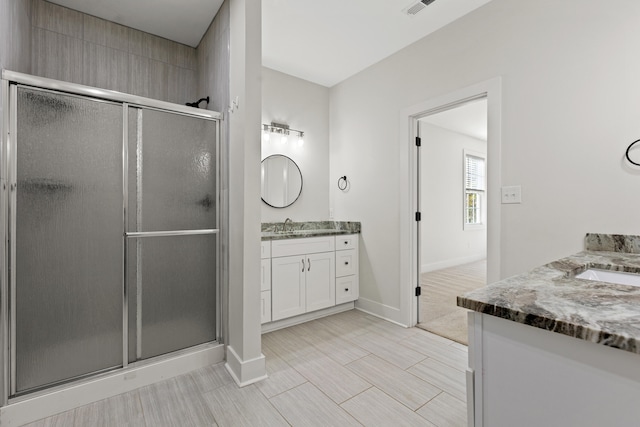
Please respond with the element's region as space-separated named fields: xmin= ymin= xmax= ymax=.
xmin=261 ymin=290 xmax=271 ymax=324
xmin=336 ymin=275 xmax=358 ymax=304
xmin=335 ymin=234 xmax=358 ymax=251
xmin=336 ymin=249 xmax=358 ymax=277
xmin=260 ymin=259 xmax=271 ymax=291
xmin=261 ymin=241 xmax=271 ymax=259
xmin=271 ymin=236 xmax=335 ymax=257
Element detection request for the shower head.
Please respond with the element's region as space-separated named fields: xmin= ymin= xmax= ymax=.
xmin=186 ymin=96 xmax=210 ymax=108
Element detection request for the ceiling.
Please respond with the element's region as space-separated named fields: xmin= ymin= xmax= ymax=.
xmin=50 ymin=0 xmax=491 ymax=88
xmin=420 ymin=99 xmax=487 ymax=141
xmin=262 ymin=0 xmax=492 ymax=87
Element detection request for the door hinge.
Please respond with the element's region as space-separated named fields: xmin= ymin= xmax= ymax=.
xmin=415 ymin=286 xmax=422 ymax=297
xmin=415 ymin=211 xmax=421 ymax=221
xmin=415 ymin=136 xmax=421 ymax=147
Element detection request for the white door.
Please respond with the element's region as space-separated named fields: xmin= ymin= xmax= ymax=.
xmin=271 ymin=255 xmax=306 ymax=321
xmin=305 ymin=252 xmax=336 ymax=312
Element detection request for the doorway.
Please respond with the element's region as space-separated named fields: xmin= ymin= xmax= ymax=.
xmin=416 ymin=100 xmax=488 ymax=344
xmin=399 ymin=77 xmax=502 ymax=334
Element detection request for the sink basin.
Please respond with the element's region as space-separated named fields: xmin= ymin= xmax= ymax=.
xmin=575 ymin=269 xmax=640 ymax=287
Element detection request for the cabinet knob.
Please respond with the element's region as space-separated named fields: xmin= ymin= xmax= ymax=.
xmin=344 ymin=288 xmax=349 ymax=292
xmin=344 ymin=241 xmax=348 ymax=245
xmin=345 ymin=261 xmax=349 ymax=265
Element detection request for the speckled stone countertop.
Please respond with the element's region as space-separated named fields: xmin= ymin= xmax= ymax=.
xmin=457 ymin=233 xmax=640 ymax=354
xmin=261 ymin=221 xmax=360 ymax=241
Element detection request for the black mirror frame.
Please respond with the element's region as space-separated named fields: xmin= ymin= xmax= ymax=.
xmin=260 ymin=154 xmax=303 ymax=208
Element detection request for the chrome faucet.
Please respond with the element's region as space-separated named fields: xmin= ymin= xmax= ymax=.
xmin=282 ymin=218 xmax=293 ymax=232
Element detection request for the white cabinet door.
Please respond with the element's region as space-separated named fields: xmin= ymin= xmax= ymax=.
xmin=260 ymin=290 xmax=271 ymax=324
xmin=271 ymin=255 xmax=306 ymax=321
xmin=260 ymin=259 xmax=271 ymax=291
xmin=305 ymin=252 xmax=336 ymax=312
xmin=261 ymin=241 xmax=271 ymax=259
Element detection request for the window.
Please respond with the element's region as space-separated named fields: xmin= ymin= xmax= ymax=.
xmin=464 ymin=151 xmax=485 ymax=229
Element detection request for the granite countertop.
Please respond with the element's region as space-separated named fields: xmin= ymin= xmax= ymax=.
xmin=457 ymin=233 xmax=640 ymax=354
xmin=261 ymin=221 xmax=360 ymax=241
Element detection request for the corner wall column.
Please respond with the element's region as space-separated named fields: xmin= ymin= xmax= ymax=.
xmin=225 ymin=0 xmax=266 ymax=386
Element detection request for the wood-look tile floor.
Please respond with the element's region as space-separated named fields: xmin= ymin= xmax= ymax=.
xmin=24 ymin=310 xmax=467 ymax=426
xmin=418 ymin=260 xmax=486 ymax=345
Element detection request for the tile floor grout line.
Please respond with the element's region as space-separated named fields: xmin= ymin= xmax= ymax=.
xmin=260 ymin=380 xmax=310 ymax=400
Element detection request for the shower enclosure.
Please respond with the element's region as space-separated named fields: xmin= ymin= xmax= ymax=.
xmin=0 ymin=71 xmax=221 ymax=402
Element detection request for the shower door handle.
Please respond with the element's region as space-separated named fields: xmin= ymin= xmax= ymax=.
xmin=125 ymin=229 xmax=218 ymax=238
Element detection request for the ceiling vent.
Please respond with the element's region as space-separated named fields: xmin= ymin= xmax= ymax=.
xmin=403 ymin=0 xmax=436 ymax=16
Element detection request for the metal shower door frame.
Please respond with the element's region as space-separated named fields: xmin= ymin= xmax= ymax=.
xmin=0 ymin=70 xmax=222 ymax=405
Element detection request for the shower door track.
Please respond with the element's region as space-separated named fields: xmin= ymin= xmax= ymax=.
xmin=0 ymin=70 xmax=223 ymax=407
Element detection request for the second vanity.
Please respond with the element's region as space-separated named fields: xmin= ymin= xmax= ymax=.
xmin=458 ymin=233 xmax=640 ymax=427
xmin=260 ymin=221 xmax=360 ymax=331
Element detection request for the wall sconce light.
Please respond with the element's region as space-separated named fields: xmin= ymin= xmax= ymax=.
xmin=262 ymin=122 xmax=304 ymax=146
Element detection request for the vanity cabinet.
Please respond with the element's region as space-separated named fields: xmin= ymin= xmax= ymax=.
xmin=270 ymin=237 xmax=336 ymax=321
xmin=263 ymin=234 xmax=359 ymax=325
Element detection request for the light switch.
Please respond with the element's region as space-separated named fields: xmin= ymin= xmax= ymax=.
xmin=501 ymin=185 xmax=522 ymax=204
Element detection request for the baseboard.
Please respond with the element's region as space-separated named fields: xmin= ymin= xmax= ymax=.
xmin=0 ymin=343 xmax=224 ymax=427
xmin=354 ymin=307 xmax=410 ymax=328
xmin=261 ymin=302 xmax=355 ymax=333
xmin=421 ymin=254 xmax=486 ymax=273
xmin=355 ymin=297 xmax=406 ymax=326
xmin=225 ymin=345 xmax=267 ymax=387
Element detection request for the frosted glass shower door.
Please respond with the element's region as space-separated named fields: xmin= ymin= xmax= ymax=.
xmin=12 ymin=86 xmax=124 ymax=395
xmin=127 ymin=107 xmax=218 ymax=361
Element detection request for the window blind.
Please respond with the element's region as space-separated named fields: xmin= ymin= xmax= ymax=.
xmin=465 ymin=155 xmax=485 ymax=191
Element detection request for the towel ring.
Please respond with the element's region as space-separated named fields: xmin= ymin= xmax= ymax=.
xmin=338 ymin=176 xmax=347 ymax=191
xmin=626 ymin=139 xmax=640 ymax=166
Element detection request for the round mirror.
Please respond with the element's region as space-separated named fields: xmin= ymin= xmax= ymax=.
xmin=261 ymin=154 xmax=303 ymax=208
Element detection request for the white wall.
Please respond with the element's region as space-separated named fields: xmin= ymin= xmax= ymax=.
xmin=261 ymin=67 xmax=330 ymax=222
xmin=330 ymin=0 xmax=640 ymax=323
xmin=420 ymin=123 xmax=487 ymax=272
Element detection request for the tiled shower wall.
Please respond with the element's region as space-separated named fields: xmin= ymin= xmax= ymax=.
xmin=0 ymin=0 xmax=32 ymax=75
xmin=198 ymin=0 xmax=230 ymax=116
xmin=30 ymin=0 xmax=198 ymax=105
xmin=196 ymin=0 xmax=230 ymax=343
